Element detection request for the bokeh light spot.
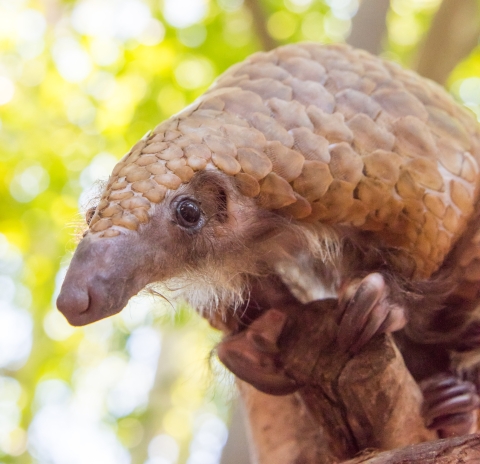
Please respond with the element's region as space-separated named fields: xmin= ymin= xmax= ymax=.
xmin=164 ymin=0 xmax=208 ymax=28
xmin=139 ymin=19 xmax=166 ymax=46
xmin=0 ymin=76 xmax=15 ymax=105
xmin=148 ymin=434 xmax=179 ymax=462
xmin=301 ymin=12 xmax=325 ymax=41
xmin=43 ymin=310 xmax=76 ymax=341
xmin=0 ymin=303 xmax=33 ymax=370
xmin=10 ymin=164 xmax=50 ymax=203
xmin=178 ymin=24 xmax=207 ymax=48
xmin=52 ymin=38 xmax=92 ymax=83
xmin=267 ymin=11 xmax=297 ymax=40
xmin=174 ymin=58 xmax=214 ymax=90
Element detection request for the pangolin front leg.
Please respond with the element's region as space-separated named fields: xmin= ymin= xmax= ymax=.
xmin=216 ymin=308 xmax=300 ymax=395
xmin=337 ymin=273 xmax=407 ymax=353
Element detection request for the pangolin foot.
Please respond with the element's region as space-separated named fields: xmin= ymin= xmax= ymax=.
xmin=337 ymin=273 xmax=407 ymax=353
xmin=420 ymin=373 xmax=479 ymax=438
xmin=216 ymin=309 xmax=299 ymax=395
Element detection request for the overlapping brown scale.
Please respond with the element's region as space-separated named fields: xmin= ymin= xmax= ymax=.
xmin=279 ymin=57 xmax=327 ymax=83
xmin=426 ymin=105 xmax=471 ymax=151
xmin=91 ymin=218 xmax=112 ymax=233
xmin=335 ymin=89 xmax=382 ymax=121
xmin=314 ymin=180 xmax=355 ymax=222
xmin=290 ymin=127 xmax=330 ymax=163
xmin=112 ymin=179 xmax=128 ymax=190
xmin=237 ymin=78 xmax=292 ymax=101
xmin=204 ymin=134 xmax=237 ymax=157
xmin=234 ymin=63 xmax=290 ymax=81
xmin=166 ymin=158 xmax=186 ymax=172
xmin=142 ymin=142 xmax=168 ymax=154
xmin=220 ymin=89 xmax=270 ymax=118
xmin=450 ymin=180 xmax=474 ymax=214
xmin=198 ymin=96 xmax=225 ymax=111
xmin=237 ymin=148 xmax=272 ymax=180
xmin=287 ymin=78 xmax=335 ymax=113
xmin=221 ymin=124 xmax=267 ymax=151
xmin=126 ymin=167 xmax=150 ymax=183
xmin=265 ymin=141 xmax=304 ymax=182
xmin=435 ymin=139 xmax=464 ymax=175
xmin=146 ymin=163 xmax=167 ymax=175
xmin=267 ymin=97 xmax=314 ymax=131
xmin=101 ymin=204 xmax=123 ymax=218
xmin=136 ymin=155 xmax=158 ymax=166
xmin=258 ymin=172 xmax=296 ymax=209
xmin=372 ymin=88 xmax=429 ymax=122
xmin=212 ymin=152 xmax=241 ymax=175
xmin=443 ymin=206 xmax=460 ymax=233
xmin=424 ymin=193 xmax=446 ymax=218
xmin=156 ymin=145 xmax=183 ymax=160
xmin=143 ymin=185 xmax=167 ymax=203
xmin=292 ymin=160 xmax=333 ymax=202
xmin=396 ymin=170 xmax=425 ymax=200
xmin=87 ymin=42 xmax=480 ymax=281
xmin=328 ymin=143 xmax=363 ymax=185
xmin=112 ymin=211 xmax=139 ymax=230
xmin=248 ymin=112 xmax=294 ymax=147
xmin=278 ymin=193 xmax=312 ymax=219
xmin=120 ymin=196 xmax=151 ymax=210
xmin=186 ymin=156 xmax=208 ymax=171
xmin=461 ymin=153 xmax=478 ymax=183
xmin=403 ymin=158 xmax=444 ymax=192
xmin=174 ymin=166 xmax=195 ymax=182
xmin=153 ymin=173 xmax=182 ymax=190
xmin=110 ymin=190 xmax=134 ymax=201
xmin=131 ymin=207 xmax=149 ymax=224
xmin=234 ymin=172 xmax=260 ymax=197
xmin=347 ymin=114 xmax=395 ymax=154
xmin=362 ymin=150 xmax=402 ymax=185
xmin=324 ymin=70 xmax=362 ymax=93
xmin=306 ymin=108 xmax=354 ymax=143
xmin=355 ymin=178 xmax=392 ymax=210
xmin=393 ymin=116 xmax=438 ymax=159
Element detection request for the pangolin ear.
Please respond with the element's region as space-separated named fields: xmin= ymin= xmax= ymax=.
xmin=273 ymin=251 xmax=337 ymax=304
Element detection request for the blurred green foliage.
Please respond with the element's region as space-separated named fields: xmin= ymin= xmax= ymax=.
xmin=0 ymin=0 xmax=479 ymax=463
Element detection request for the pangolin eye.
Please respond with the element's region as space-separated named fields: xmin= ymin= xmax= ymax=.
xmin=85 ymin=207 xmax=96 ymax=225
xmin=176 ymin=199 xmax=202 ymax=228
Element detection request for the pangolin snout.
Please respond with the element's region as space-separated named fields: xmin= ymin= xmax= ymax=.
xmin=57 ymin=233 xmax=147 ymax=326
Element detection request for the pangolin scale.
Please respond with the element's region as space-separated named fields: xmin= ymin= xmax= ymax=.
xmin=89 ymin=42 xmax=480 ymax=288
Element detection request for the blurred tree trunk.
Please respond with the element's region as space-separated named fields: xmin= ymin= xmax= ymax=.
xmin=347 ymin=0 xmax=390 ymax=54
xmin=414 ymin=0 xmax=480 ymax=84
xmin=243 ymin=0 xmax=278 ymax=51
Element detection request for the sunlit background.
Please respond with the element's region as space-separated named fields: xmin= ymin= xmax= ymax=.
xmin=0 ymin=0 xmax=479 ymax=463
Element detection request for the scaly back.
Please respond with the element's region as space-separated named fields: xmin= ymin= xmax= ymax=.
xmin=87 ymin=42 xmax=480 ymax=279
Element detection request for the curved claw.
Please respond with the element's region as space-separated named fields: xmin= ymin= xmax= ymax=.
xmin=337 ymin=273 xmax=406 ymax=353
xmin=420 ymin=374 xmax=480 ymax=438
xmin=216 ymin=309 xmax=300 ymax=395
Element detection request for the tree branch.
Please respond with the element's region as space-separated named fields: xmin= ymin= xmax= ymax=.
xmin=344 ymin=434 xmax=480 ymax=463
xmin=230 ymin=300 xmax=436 ymax=463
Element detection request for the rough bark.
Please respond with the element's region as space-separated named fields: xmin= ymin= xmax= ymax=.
xmin=227 ymin=300 xmax=437 ymax=463
xmin=344 ymin=434 xmax=480 ymax=463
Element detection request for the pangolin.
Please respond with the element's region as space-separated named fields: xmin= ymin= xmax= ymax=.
xmin=57 ymin=42 xmax=480 ymax=436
